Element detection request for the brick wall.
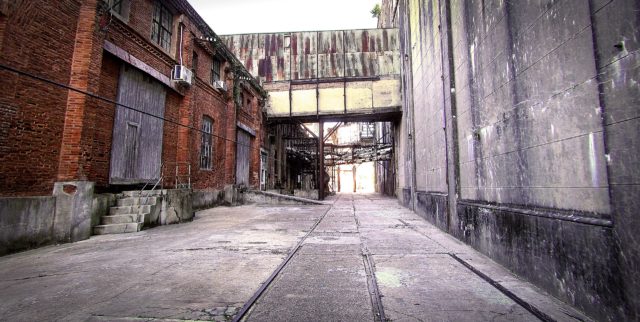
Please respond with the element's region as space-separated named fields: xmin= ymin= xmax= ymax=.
xmin=0 ymin=0 xmax=267 ymax=195
xmin=0 ymin=0 xmax=81 ymax=196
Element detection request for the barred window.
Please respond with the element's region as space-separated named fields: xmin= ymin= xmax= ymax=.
xmin=359 ymin=122 xmax=375 ymax=139
xmin=151 ymin=1 xmax=172 ymax=52
xmin=200 ymin=117 xmax=213 ymax=170
xmin=192 ymin=51 xmax=198 ymax=76
xmin=211 ymin=58 xmax=221 ymax=83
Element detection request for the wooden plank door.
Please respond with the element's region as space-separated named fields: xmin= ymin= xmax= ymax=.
xmin=110 ymin=65 xmax=167 ymax=184
xmin=236 ymin=129 xmax=251 ymax=186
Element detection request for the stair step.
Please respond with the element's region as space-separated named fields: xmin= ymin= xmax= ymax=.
xmin=122 ymin=190 xmax=163 ymax=197
xmin=109 ymin=205 xmax=151 ymax=216
xmin=93 ymin=223 xmax=142 ymax=235
xmin=101 ymin=214 xmax=142 ymax=225
xmin=117 ymin=196 xmax=159 ymax=206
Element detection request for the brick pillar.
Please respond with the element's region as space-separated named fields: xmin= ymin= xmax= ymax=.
xmin=176 ymin=93 xmax=191 ymax=164
xmin=57 ymin=0 xmax=104 ymax=181
xmin=176 ymin=25 xmax=192 ymax=184
xmin=224 ymin=94 xmax=237 ymax=185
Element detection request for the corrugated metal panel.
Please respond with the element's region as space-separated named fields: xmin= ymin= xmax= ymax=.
xmin=317 ymin=31 xmax=344 ymax=78
xmin=222 ymin=29 xmax=400 ymax=82
xmin=110 ymin=65 xmax=166 ymax=183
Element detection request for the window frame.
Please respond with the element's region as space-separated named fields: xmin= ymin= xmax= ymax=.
xmin=359 ymin=122 xmax=375 ymax=139
xmin=151 ymin=1 xmax=173 ymax=52
xmin=211 ymin=57 xmax=221 ymax=84
xmin=106 ymin=0 xmax=130 ymax=20
xmin=200 ymin=116 xmax=213 ymax=170
xmin=192 ymin=51 xmax=199 ymax=77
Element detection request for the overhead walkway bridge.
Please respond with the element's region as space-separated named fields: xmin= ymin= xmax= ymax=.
xmin=223 ymin=28 xmax=401 ymax=122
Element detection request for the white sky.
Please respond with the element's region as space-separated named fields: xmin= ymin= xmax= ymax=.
xmin=186 ymin=0 xmax=380 ymax=35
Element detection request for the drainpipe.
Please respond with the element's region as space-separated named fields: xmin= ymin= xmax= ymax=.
xmin=319 ymin=121 xmax=325 ymax=200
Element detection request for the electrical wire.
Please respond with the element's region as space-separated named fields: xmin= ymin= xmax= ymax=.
xmin=0 ymin=63 xmax=392 ymax=169
xmin=0 ymin=62 xmax=256 ymax=150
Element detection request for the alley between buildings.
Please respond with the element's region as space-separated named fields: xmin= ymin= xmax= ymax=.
xmin=0 ymin=194 xmax=588 ymax=321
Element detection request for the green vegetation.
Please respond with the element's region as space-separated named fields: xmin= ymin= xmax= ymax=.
xmin=371 ymin=3 xmax=381 ymax=18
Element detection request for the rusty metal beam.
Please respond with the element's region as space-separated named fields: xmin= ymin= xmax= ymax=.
xmin=323 ymin=122 xmax=343 ymax=142
xmin=298 ymin=122 xmax=318 ymax=139
xmin=268 ymin=108 xmax=401 ymax=124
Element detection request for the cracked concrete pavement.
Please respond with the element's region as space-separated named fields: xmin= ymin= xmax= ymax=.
xmin=0 ymin=193 xmax=591 ymax=321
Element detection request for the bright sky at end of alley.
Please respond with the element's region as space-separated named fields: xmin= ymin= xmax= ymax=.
xmin=186 ymin=0 xmax=380 ymax=35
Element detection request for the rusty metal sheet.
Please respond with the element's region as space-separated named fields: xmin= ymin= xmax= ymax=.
xmin=291 ymin=32 xmax=318 ymax=80
xmin=222 ymin=29 xmax=400 ymax=82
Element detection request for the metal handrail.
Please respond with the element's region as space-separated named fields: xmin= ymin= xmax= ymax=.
xmin=163 ymin=162 xmax=191 ymax=189
xmin=137 ymin=162 xmax=192 ymax=205
xmin=138 ymin=163 xmax=165 ymax=205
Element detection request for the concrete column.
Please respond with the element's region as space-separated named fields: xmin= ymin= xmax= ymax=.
xmin=52 ymin=181 xmax=94 ymax=242
xmin=352 ymin=165 xmax=357 ymax=193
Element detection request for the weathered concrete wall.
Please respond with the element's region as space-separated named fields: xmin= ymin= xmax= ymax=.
xmin=392 ymin=0 xmax=639 ymax=320
xmin=91 ymin=193 xmax=116 ymax=228
xmin=590 ymin=0 xmax=640 ymax=317
xmin=293 ymin=189 xmax=319 ymax=200
xmin=53 ymin=181 xmax=94 ymax=243
xmin=0 ymin=196 xmax=56 ymax=256
xmin=192 ymin=189 xmax=224 ymax=210
xmin=160 ymin=189 xmax=193 ymax=225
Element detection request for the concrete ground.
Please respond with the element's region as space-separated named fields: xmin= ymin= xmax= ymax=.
xmin=0 ymin=193 xmax=591 ymax=321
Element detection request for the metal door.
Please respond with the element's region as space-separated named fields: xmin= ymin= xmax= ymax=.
xmin=236 ymin=129 xmax=251 ymax=186
xmin=110 ymin=65 xmax=167 ymax=184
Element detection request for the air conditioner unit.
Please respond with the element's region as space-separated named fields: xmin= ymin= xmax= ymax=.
xmin=213 ymin=80 xmax=227 ymax=91
xmin=172 ymin=65 xmax=193 ymax=86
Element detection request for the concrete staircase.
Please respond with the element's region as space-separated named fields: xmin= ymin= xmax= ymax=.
xmin=93 ymin=190 xmax=162 ymax=235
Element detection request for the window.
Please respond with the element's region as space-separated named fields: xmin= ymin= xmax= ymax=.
xmin=192 ymin=51 xmax=198 ymax=76
xmin=200 ymin=117 xmax=213 ymax=170
xmin=151 ymin=1 xmax=173 ymax=52
xmin=105 ymin=0 xmax=130 ymax=19
xmin=211 ymin=58 xmax=221 ymax=83
xmin=106 ymin=0 xmax=123 ymax=14
xmin=359 ymin=122 xmax=375 ymax=139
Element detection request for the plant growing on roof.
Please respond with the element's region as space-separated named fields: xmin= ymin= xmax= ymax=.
xmin=371 ymin=4 xmax=381 ymax=18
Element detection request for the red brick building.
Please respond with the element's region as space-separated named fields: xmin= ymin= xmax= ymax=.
xmin=0 ymin=0 xmax=267 ymax=197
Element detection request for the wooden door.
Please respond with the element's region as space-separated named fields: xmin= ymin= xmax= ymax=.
xmin=236 ymin=129 xmax=251 ymax=186
xmin=110 ymin=65 xmax=167 ymax=184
